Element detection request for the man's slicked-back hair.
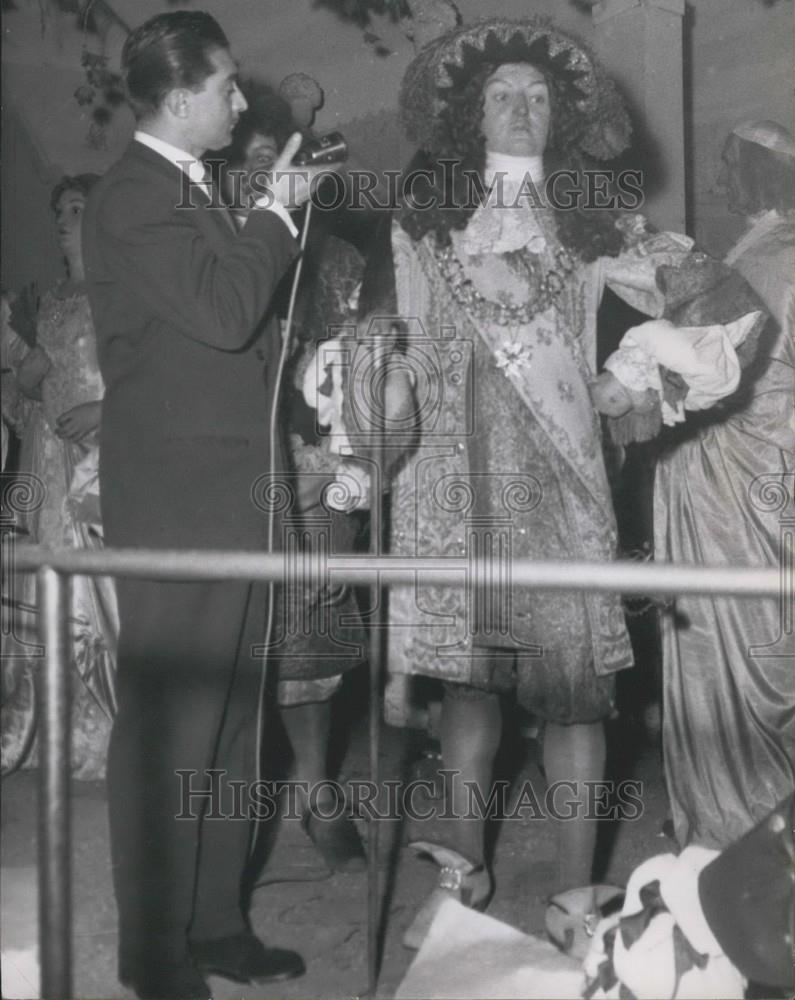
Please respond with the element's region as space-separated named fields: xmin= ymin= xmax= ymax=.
xmin=122 ymin=10 xmax=230 ymax=121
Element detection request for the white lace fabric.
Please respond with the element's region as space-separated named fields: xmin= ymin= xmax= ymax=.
xmin=603 ymin=311 xmax=762 ymax=424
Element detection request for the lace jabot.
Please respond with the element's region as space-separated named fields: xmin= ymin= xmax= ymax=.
xmin=459 ymin=151 xmax=548 ymax=255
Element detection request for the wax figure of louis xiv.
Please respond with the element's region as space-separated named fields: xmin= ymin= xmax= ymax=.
xmin=82 ymin=12 xmax=328 ymax=999
xmin=336 ymin=17 xmax=770 ymax=953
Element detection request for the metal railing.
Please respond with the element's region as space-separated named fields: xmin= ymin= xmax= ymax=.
xmin=6 ymin=543 xmax=785 ymax=998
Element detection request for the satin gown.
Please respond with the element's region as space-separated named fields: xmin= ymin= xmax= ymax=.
xmin=1 ymin=284 xmax=118 ymax=779
xmin=658 ymin=211 xmax=795 ymax=847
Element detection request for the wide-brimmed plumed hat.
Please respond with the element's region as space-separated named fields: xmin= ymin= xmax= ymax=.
xmin=399 ymin=17 xmax=631 ymax=161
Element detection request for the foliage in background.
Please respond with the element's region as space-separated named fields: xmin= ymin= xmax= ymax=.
xmin=313 ymin=0 xmax=410 ymax=54
xmin=74 ymin=50 xmax=125 ymax=149
xmin=9 ymin=0 xmax=789 ymax=146
xmin=312 ymin=0 xmax=409 ymax=26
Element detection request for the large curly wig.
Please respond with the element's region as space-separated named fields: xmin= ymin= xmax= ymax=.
xmin=397 ymin=18 xmax=633 ymax=261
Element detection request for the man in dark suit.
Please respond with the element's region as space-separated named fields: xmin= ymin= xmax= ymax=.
xmin=82 ymin=11 xmax=324 ymax=998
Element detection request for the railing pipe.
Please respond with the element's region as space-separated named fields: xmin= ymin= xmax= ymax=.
xmin=12 ymin=545 xmax=782 ymax=597
xmin=36 ymin=566 xmax=72 ymax=1000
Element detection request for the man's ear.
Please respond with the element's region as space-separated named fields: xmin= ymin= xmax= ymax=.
xmin=163 ymin=88 xmax=190 ymax=120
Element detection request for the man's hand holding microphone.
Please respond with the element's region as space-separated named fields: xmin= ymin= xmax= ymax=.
xmin=257 ymin=131 xmax=344 ymax=211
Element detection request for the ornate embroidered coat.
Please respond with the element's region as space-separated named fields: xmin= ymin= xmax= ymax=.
xmin=381 ymin=209 xmax=701 ymax=724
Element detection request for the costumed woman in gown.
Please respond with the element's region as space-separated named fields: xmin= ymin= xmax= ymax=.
xmin=657 ymin=120 xmax=795 ymax=849
xmin=339 ymin=17 xmax=769 ymax=953
xmin=1 ymin=173 xmax=118 ymax=779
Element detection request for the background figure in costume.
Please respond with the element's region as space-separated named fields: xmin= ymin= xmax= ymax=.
xmin=584 ymin=792 xmax=795 ymax=998
xmin=1 ymin=173 xmax=117 ymax=780
xmin=273 ymin=235 xmax=370 ymax=871
xmin=583 ymin=845 xmax=747 ymax=1000
xmin=343 ymin=17 xmax=770 ymax=954
xmin=657 ymin=120 xmax=795 ymax=849
xmin=218 ymin=91 xmax=368 ymax=871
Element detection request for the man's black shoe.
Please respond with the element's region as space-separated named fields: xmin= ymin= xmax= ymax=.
xmin=119 ymin=959 xmax=211 ymax=999
xmin=191 ymin=931 xmax=305 ymax=984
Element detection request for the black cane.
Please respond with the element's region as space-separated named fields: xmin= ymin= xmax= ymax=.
xmin=366 ymin=340 xmax=387 ymax=997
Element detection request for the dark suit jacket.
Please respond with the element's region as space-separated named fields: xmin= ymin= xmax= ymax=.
xmin=83 ymin=140 xmax=297 ymax=551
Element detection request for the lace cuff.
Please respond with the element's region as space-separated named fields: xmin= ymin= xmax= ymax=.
xmin=604 ymin=312 xmax=762 ymax=424
xmin=603 ymin=343 xmax=661 ymax=395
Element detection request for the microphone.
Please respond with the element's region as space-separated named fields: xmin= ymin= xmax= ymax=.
xmin=293 ymin=131 xmax=348 ymax=166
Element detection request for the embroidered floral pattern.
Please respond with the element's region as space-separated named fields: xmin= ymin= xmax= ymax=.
xmin=494 ymin=340 xmax=533 ymax=378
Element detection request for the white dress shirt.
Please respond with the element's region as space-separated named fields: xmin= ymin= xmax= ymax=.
xmin=134 ymin=130 xmax=298 ymax=237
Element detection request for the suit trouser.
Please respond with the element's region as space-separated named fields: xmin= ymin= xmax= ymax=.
xmin=108 ymin=576 xmax=267 ymax=975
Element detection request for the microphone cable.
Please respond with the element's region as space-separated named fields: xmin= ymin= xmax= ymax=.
xmin=250 ymin=198 xmax=314 ymax=859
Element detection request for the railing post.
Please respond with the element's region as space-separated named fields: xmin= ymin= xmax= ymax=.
xmin=37 ymin=566 xmax=72 ymax=1000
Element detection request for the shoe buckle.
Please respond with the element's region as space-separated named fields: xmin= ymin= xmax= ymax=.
xmin=439 ymin=865 xmax=465 ymax=892
xmin=583 ymin=912 xmax=599 ymax=938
